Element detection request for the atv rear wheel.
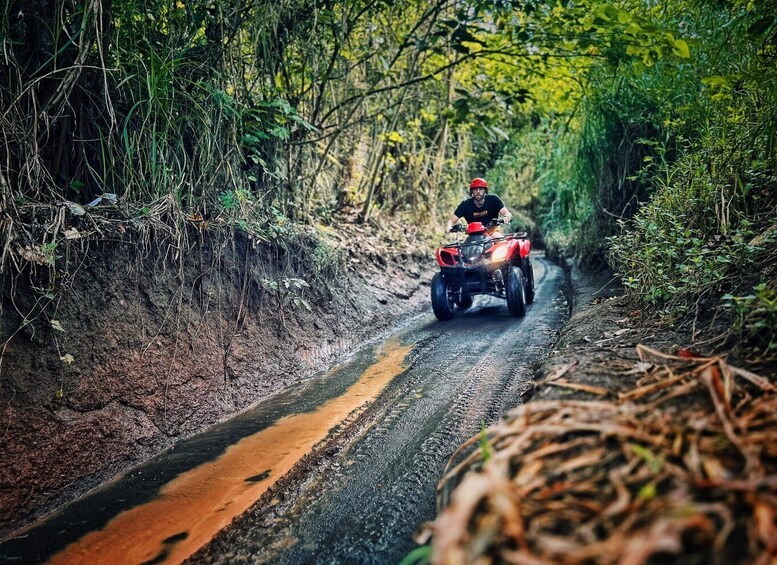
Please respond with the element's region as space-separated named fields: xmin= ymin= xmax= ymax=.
xmin=507 ymin=266 xmax=526 ymax=317
xmin=431 ymin=273 xmax=455 ymax=321
xmin=456 ymin=295 xmax=473 ymax=310
xmin=523 ymin=259 xmax=535 ymax=304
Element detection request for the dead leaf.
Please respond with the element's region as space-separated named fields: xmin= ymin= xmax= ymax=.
xmin=619 ymin=371 xmax=688 ymax=401
xmin=730 ymin=366 xmax=775 ymax=392
xmin=430 ymin=346 xmax=776 ymax=565
xmin=50 ymin=320 xmax=65 ymax=332
xmin=624 ymin=362 xmax=654 ymax=375
xmin=555 ymin=448 xmax=607 ymax=475
xmin=752 ymin=500 xmax=777 ymax=549
xmin=514 ymin=459 xmax=544 ymax=485
xmin=618 ymin=515 xmax=714 ymax=565
xmin=16 ymin=245 xmax=49 ymax=265
xmin=63 ymin=200 xmax=86 ymax=216
xmin=541 ymin=361 xmax=579 ymax=383
xmin=701 ymin=456 xmax=730 ymax=481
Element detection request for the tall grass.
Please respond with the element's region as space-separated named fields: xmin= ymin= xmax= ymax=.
xmin=606 ymin=2 xmax=777 ymax=360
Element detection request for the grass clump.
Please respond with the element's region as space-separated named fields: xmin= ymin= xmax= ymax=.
xmin=725 ymin=283 xmax=777 ymax=363
xmin=608 ymin=152 xmax=777 ymax=361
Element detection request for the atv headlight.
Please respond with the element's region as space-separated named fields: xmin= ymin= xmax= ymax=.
xmin=462 ymin=243 xmax=485 ymax=263
xmin=490 ymin=245 xmax=509 ymax=263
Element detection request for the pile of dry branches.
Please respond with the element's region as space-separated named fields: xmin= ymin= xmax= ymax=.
xmin=422 ymin=346 xmax=777 ymax=564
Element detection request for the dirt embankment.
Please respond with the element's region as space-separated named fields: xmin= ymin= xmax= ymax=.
xmin=0 ymin=224 xmax=436 ymax=537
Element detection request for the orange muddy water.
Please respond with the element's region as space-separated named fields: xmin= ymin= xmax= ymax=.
xmin=49 ymin=339 xmax=412 ymax=565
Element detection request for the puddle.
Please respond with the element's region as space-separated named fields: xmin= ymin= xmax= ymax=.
xmin=42 ymin=338 xmax=411 ymax=565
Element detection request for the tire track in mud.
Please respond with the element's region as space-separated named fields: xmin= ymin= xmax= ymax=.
xmin=209 ymin=332 xmax=498 ymax=562
xmin=256 ymin=343 xmax=500 ymax=562
xmin=193 ymin=257 xmax=567 ymax=565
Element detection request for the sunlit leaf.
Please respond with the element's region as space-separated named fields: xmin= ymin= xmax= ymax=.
xmin=672 ymin=39 xmax=690 ymax=59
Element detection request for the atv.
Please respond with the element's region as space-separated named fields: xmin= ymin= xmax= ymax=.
xmin=431 ymin=219 xmax=534 ymax=321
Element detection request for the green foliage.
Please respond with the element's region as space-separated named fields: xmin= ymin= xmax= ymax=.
xmin=218 ymin=189 xmax=252 ymax=212
xmin=724 ymin=283 xmax=777 ymax=362
xmin=607 ymin=148 xmax=776 ymax=334
xmin=399 ymin=545 xmax=432 ymax=565
xmin=630 ymin=443 xmax=664 ymax=475
xmin=2 ymin=0 xmax=776 ymax=359
xmin=607 ymin=152 xmax=765 ymax=314
xmin=469 ymin=0 xmax=777 ymax=361
xmin=40 ymin=243 xmax=60 ymax=266
xmin=309 ymin=236 xmax=346 ymax=281
xmin=600 ymin=0 xmax=777 ymax=358
xmin=260 ymin=277 xmax=312 ymax=311
xmin=3 ymin=0 xmax=689 ymax=266
xmin=263 ymin=222 xmax=347 ymax=297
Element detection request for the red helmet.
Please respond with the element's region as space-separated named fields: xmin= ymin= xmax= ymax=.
xmin=469 ymin=178 xmax=488 ymax=192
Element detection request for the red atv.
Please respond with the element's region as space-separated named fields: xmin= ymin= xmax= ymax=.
xmin=431 ymin=220 xmax=534 ymax=321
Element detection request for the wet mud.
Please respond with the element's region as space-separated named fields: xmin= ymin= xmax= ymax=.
xmin=0 ymin=339 xmax=412 ymax=563
xmin=0 ymin=227 xmax=434 ymax=539
xmin=193 ymin=255 xmax=568 ymax=564
xmin=2 ymin=253 xmax=568 ymax=565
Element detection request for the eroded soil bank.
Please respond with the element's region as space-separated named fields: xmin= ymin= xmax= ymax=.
xmin=0 ymin=223 xmax=435 ymax=537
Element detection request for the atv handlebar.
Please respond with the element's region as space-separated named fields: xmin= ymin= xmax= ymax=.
xmin=485 ymin=218 xmax=505 ymax=229
xmin=449 ymin=218 xmax=509 ymax=233
xmin=442 ymin=230 xmax=529 ymax=248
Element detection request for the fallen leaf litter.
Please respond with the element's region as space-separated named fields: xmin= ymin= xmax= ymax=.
xmin=421 ymin=345 xmax=776 ymax=565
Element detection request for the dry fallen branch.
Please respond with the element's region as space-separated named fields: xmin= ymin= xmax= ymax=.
xmin=544 ymin=380 xmax=612 ymax=397
xmin=423 ymin=347 xmax=776 ymax=565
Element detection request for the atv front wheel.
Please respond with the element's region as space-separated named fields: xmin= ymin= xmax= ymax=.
xmin=507 ymin=266 xmax=526 ymax=317
xmin=523 ymin=259 xmax=535 ymax=305
xmin=431 ymin=273 xmax=455 ymax=321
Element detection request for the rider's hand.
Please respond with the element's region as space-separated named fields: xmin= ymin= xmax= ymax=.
xmin=450 ymin=224 xmax=464 ymax=233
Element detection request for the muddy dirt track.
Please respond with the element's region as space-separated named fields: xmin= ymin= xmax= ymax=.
xmin=193 ymin=255 xmax=568 ymax=564
xmin=0 ymin=255 xmax=567 ymax=564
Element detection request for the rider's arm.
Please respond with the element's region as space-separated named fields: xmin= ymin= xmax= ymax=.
xmin=445 ymin=214 xmax=460 ymax=232
xmin=498 ymin=207 xmax=513 ymax=224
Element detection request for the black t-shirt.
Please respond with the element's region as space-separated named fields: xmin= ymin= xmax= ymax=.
xmin=454 ymin=194 xmax=505 ymax=224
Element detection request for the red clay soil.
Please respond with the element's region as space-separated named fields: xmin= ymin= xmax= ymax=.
xmin=0 ymin=222 xmax=436 ymax=537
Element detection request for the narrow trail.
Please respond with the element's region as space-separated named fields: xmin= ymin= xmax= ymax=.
xmin=194 ymin=255 xmax=567 ymax=564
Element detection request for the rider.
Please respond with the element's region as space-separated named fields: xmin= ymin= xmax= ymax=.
xmin=445 ymin=178 xmax=513 ymax=234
